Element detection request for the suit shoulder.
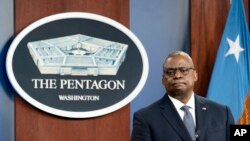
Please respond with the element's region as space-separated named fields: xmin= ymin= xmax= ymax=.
xmin=196 ymin=95 xmax=228 ymax=109
xmin=134 ymin=98 xmax=162 ymax=116
xmin=195 ymin=95 xmax=235 ymax=124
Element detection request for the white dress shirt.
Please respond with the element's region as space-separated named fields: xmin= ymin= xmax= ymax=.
xmin=168 ymin=93 xmax=196 ymax=126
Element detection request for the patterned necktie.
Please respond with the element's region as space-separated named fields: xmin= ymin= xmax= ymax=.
xmin=181 ymin=105 xmax=196 ymax=140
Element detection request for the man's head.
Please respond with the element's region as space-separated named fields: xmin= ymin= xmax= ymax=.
xmin=162 ymin=51 xmax=198 ymax=102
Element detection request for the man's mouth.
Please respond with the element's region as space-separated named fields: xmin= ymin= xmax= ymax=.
xmin=172 ymin=82 xmax=185 ymax=87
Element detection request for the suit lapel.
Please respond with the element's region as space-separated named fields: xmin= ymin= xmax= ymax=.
xmin=159 ymin=95 xmax=193 ymax=141
xmin=195 ymin=95 xmax=208 ymax=141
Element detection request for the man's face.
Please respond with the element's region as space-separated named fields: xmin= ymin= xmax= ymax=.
xmin=162 ymin=55 xmax=197 ymax=96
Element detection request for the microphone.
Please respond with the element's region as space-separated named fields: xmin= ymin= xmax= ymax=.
xmin=195 ymin=129 xmax=200 ymax=140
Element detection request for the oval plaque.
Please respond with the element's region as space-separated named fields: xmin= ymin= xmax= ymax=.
xmin=6 ymin=12 xmax=148 ymax=118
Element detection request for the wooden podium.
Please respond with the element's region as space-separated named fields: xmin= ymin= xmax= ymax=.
xmin=14 ymin=0 xmax=130 ymax=141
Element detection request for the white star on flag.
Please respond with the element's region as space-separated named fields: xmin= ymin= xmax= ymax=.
xmin=225 ymin=34 xmax=244 ymax=62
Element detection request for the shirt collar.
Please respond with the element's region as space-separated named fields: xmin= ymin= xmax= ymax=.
xmin=168 ymin=92 xmax=195 ymax=109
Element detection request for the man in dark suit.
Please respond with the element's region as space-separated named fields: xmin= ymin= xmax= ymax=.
xmin=131 ymin=51 xmax=234 ymax=141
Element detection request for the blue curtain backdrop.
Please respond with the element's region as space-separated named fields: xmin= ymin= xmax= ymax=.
xmin=0 ymin=0 xmax=14 ymax=141
xmin=130 ymin=0 xmax=190 ymax=131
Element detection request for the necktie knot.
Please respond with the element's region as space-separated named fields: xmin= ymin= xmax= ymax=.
xmin=181 ymin=105 xmax=190 ymax=112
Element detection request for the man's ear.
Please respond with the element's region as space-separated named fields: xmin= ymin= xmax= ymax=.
xmin=194 ymin=71 xmax=198 ymax=81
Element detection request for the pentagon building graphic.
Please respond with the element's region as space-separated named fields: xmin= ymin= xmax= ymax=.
xmin=27 ymin=34 xmax=128 ymax=76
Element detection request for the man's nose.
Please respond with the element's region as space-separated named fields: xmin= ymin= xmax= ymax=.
xmin=174 ymin=70 xmax=182 ymax=78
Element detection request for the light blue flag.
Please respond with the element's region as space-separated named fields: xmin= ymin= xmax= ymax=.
xmin=207 ymin=0 xmax=250 ymax=123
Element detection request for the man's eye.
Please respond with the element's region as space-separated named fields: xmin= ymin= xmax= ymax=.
xmin=180 ymin=68 xmax=189 ymax=73
xmin=166 ymin=70 xmax=174 ymax=75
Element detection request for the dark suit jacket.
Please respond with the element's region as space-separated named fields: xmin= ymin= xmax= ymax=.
xmin=131 ymin=94 xmax=234 ymax=141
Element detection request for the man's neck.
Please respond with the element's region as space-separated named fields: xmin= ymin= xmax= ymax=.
xmin=168 ymin=91 xmax=193 ymax=104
